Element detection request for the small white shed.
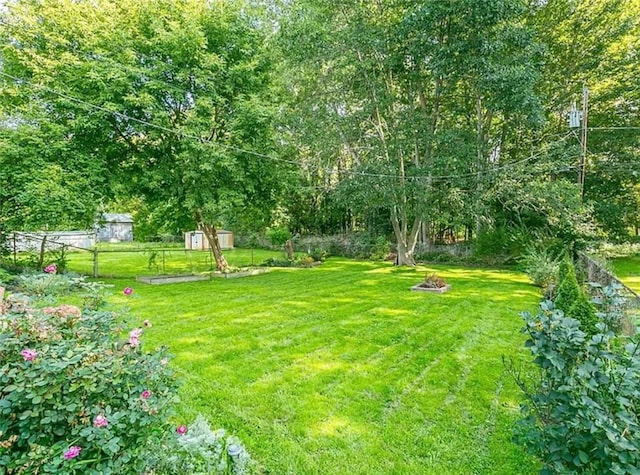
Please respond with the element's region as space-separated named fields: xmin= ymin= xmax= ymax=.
xmin=98 ymin=213 xmax=134 ymax=242
xmin=184 ymin=230 xmax=234 ymax=250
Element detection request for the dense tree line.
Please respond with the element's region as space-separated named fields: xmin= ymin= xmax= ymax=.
xmin=1 ymin=0 xmax=638 ymax=267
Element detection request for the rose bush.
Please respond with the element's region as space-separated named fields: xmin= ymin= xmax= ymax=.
xmin=0 ymin=289 xmax=177 ymax=474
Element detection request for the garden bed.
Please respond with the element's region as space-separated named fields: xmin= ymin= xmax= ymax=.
xmin=410 ymin=284 xmax=451 ymax=293
xmin=136 ymin=274 xmax=210 ymax=285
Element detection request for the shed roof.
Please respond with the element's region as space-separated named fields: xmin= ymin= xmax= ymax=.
xmin=103 ymin=213 xmax=134 ymax=223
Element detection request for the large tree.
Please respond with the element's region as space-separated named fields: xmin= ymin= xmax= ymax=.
xmin=277 ymin=0 xmax=542 ymax=265
xmin=0 ymin=0 xmax=286 ymax=269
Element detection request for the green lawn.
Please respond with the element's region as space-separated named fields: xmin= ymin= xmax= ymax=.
xmin=612 ymin=255 xmax=640 ymax=294
xmin=107 ymin=258 xmax=540 ymax=474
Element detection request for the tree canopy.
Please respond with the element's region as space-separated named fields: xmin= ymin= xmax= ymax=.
xmin=1 ymin=0 xmax=639 ymax=264
xmin=1 ymin=0 xmax=289 ymax=268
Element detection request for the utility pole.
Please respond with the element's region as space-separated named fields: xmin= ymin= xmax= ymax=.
xmin=579 ymin=84 xmax=588 ymax=198
xmin=568 ymin=84 xmax=588 ymax=199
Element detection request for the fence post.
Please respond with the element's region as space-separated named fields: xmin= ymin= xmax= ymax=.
xmin=93 ymin=249 xmax=99 ymax=278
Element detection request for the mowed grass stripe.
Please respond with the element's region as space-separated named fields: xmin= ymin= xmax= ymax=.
xmin=110 ymin=258 xmax=540 ymax=474
xmin=612 ymin=255 xmax=640 ymax=293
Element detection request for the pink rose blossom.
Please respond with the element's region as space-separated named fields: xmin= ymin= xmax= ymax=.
xmin=21 ymin=348 xmax=38 ymax=361
xmin=129 ymin=328 xmax=143 ymax=347
xmin=64 ymin=446 xmax=81 ymax=460
xmin=44 ymin=263 xmax=57 ymax=274
xmin=176 ymin=425 xmax=188 ymax=435
xmin=123 ymin=287 xmax=134 ymax=296
xmin=141 ymin=390 xmax=152 ymax=399
xmin=93 ymin=414 xmax=108 ymax=428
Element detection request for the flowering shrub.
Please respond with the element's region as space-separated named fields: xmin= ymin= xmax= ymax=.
xmin=0 ymin=291 xmax=177 ymax=473
xmin=146 ymin=414 xmax=256 ymax=474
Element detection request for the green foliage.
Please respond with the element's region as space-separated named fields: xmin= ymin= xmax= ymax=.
xmin=15 ymin=271 xmax=80 ymax=298
xmin=530 ymin=0 xmax=640 ymax=240
xmin=296 ymin=255 xmax=316 ymax=267
xmin=369 ymin=236 xmax=390 ymax=261
xmin=0 ymin=289 xmax=177 ymax=473
xmin=0 ymin=126 xmax=108 ymax=234
xmin=278 ymin=0 xmax=543 ymax=262
xmin=557 ymin=255 xmax=572 ymax=284
xmin=259 ymin=257 xmax=293 ymax=267
xmin=1 ymin=0 xmax=289 ymax=258
xmin=14 ymin=271 xmax=112 ymax=307
xmin=519 ymin=246 xmax=561 ymax=289
xmin=566 ymin=291 xmax=599 ymax=337
xmin=259 ymin=255 xmax=320 ymax=268
xmin=308 ymin=248 xmax=328 ymax=262
xmin=488 ymin=175 xmax=595 ymax=254
xmin=0 ymin=267 xmax=15 ymax=285
xmin=474 ymin=227 xmax=511 ymax=257
xmin=553 ymin=264 xmax=581 ymax=314
xmin=147 ymin=414 xmax=255 ymax=475
xmin=514 ymin=299 xmax=640 ymax=474
xmin=265 ymin=227 xmax=291 ymax=248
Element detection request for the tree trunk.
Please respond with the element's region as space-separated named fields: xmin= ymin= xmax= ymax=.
xmin=196 ymin=219 xmax=229 ymax=271
xmin=285 ymin=239 xmax=295 ymax=260
xmin=37 ymin=234 xmax=48 ymax=269
xmin=391 ymin=209 xmax=421 ymax=266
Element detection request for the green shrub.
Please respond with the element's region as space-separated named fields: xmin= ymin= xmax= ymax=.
xmin=260 ymin=257 xmax=293 ymax=267
xmin=14 ymin=269 xmax=79 ymax=297
xmin=0 ymin=267 xmax=15 ymax=285
xmin=557 ymin=255 xmax=572 ymax=284
xmin=309 ymin=248 xmax=328 ymax=262
xmin=567 ymin=291 xmax=599 ymax=336
xmin=511 ymin=299 xmax=640 ymax=474
xmin=13 ymin=270 xmax=112 ymax=308
xmin=553 ymin=264 xmax=580 ymax=314
xmin=474 ymin=227 xmax=510 ymax=257
xmin=296 ymin=255 xmax=316 ymax=267
xmin=0 ymin=292 xmax=177 ymax=473
xmin=519 ymin=246 xmax=560 ymax=289
xmin=369 ymin=236 xmax=390 ymax=261
xmin=265 ymin=227 xmax=291 ymax=248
